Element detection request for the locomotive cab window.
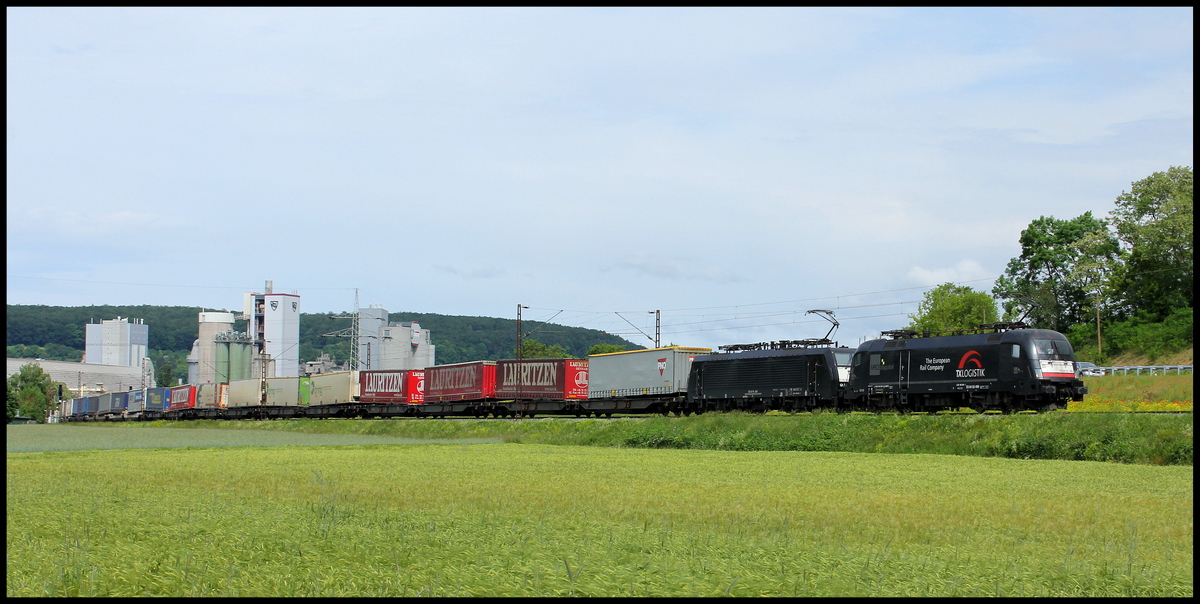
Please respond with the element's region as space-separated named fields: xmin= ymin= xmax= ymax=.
xmin=1012 ymin=344 xmax=1020 ymax=358
xmin=835 ymin=352 xmax=852 ymax=366
xmin=1031 ymin=339 xmax=1073 ymax=360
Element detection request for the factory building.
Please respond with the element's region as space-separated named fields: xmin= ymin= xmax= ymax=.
xmin=243 ymin=281 xmax=300 ymax=378
xmin=214 ymin=331 xmax=254 ymax=383
xmin=357 ymin=305 xmax=435 ymax=371
xmin=84 ymin=317 xmax=149 ymax=367
xmin=7 ymin=357 xmax=155 ymax=396
xmin=187 ymin=311 xmax=238 ymax=384
xmin=186 ymin=341 xmax=200 ymax=385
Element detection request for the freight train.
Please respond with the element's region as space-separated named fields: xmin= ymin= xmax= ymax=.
xmin=60 ymin=322 xmax=1085 ymax=421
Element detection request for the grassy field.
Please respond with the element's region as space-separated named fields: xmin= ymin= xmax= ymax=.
xmin=7 ymin=443 xmax=1192 ymax=597
xmin=1072 ymin=374 xmax=1193 ymax=413
xmin=60 ymin=411 xmax=1194 ymax=465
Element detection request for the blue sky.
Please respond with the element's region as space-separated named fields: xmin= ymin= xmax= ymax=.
xmin=7 ymin=7 xmax=1193 ymax=349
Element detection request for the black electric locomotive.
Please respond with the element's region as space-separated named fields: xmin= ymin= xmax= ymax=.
xmin=847 ymin=324 xmax=1087 ymax=413
xmin=686 ymin=340 xmax=855 ymax=413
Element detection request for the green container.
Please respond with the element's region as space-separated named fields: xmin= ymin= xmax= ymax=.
xmin=299 ymin=377 xmax=312 ymax=406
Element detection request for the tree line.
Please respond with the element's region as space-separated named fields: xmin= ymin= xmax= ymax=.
xmin=907 ymin=166 xmax=1192 ymax=363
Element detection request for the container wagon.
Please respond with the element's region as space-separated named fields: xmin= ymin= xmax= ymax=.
xmin=587 ymin=347 xmax=711 ymax=415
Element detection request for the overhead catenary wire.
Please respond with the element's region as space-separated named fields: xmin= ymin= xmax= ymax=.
xmin=511 ymin=274 xmax=1031 ymax=341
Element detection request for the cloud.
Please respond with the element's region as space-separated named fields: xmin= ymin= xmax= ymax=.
xmin=610 ymin=255 xmax=747 ymax=283
xmin=7 ymin=207 xmax=162 ymax=240
xmin=906 ymin=260 xmax=993 ymax=287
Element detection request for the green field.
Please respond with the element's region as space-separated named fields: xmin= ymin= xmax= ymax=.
xmin=1081 ymin=373 xmax=1193 ymax=403
xmin=7 ymin=440 xmax=1193 ymax=597
xmin=5 ymin=424 xmax=499 ymax=453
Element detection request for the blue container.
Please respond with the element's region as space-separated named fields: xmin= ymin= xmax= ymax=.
xmin=145 ymin=388 xmax=170 ymax=411
xmin=110 ymin=392 xmax=129 ymax=413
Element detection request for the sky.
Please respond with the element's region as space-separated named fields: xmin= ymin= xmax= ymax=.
xmin=7 ymin=7 xmax=1194 ymax=350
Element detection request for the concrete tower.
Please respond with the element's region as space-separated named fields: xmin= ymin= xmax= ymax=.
xmin=244 ymin=281 xmax=301 ymax=378
xmin=197 ymin=312 xmax=235 ymax=383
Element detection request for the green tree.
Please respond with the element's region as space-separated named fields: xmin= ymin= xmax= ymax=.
xmin=992 ymin=212 xmax=1109 ymax=330
xmin=156 ymin=362 xmax=175 ymax=388
xmin=1107 ymin=166 xmax=1193 ymax=321
xmin=6 ymin=383 xmax=17 ymax=423
xmin=516 ymin=339 xmax=572 ymax=359
xmin=1064 ymin=228 xmax=1124 ymax=357
xmin=908 ymin=283 xmax=999 ymax=334
xmin=587 ymin=343 xmax=628 ymax=356
xmin=5 ymin=363 xmax=72 ymax=423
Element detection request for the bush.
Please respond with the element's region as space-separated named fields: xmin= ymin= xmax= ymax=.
xmin=1069 ymin=307 xmax=1192 ymax=363
xmin=1103 ymin=307 xmax=1193 ymax=362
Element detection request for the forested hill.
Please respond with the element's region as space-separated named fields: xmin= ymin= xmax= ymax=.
xmin=6 ymin=304 xmax=641 ymax=366
xmin=297 ymin=311 xmax=641 ymax=365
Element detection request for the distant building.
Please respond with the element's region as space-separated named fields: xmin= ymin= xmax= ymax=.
xmin=377 ymin=320 xmax=435 ymax=370
xmin=84 ymin=317 xmax=149 ymax=367
xmin=195 ymin=312 xmax=235 ymax=384
xmin=213 ymin=331 xmax=254 ymax=383
xmin=357 ymin=305 xmax=435 ymax=371
xmin=187 ymin=340 xmax=200 ymax=384
xmin=302 ymin=353 xmax=343 ymax=376
xmin=6 ymin=358 xmax=155 ymax=395
xmin=243 ymin=280 xmax=300 ymax=378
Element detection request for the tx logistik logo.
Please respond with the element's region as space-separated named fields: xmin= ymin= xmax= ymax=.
xmin=956 ymin=350 xmax=985 ymax=378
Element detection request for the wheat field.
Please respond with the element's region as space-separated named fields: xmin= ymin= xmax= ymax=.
xmin=7 ymin=442 xmax=1192 ymax=596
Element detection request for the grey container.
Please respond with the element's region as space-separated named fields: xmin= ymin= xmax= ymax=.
xmin=196 ymin=383 xmax=220 ymax=408
xmin=265 ymin=377 xmax=300 ymax=406
xmin=128 ymin=389 xmax=145 ymax=413
xmin=227 ymin=379 xmax=261 ymax=407
xmin=97 ymin=393 xmax=115 ymax=414
xmin=588 ymin=346 xmax=712 ymax=398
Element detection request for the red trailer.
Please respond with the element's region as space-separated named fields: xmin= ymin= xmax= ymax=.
xmin=168 ymin=385 xmax=196 ymax=411
xmin=425 ymin=361 xmax=496 ymax=402
xmin=495 ymin=359 xmax=588 ymax=399
xmin=359 ymin=370 xmax=425 ymax=404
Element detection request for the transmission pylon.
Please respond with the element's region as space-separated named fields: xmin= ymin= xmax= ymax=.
xmin=321 ymin=288 xmax=362 ymax=370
